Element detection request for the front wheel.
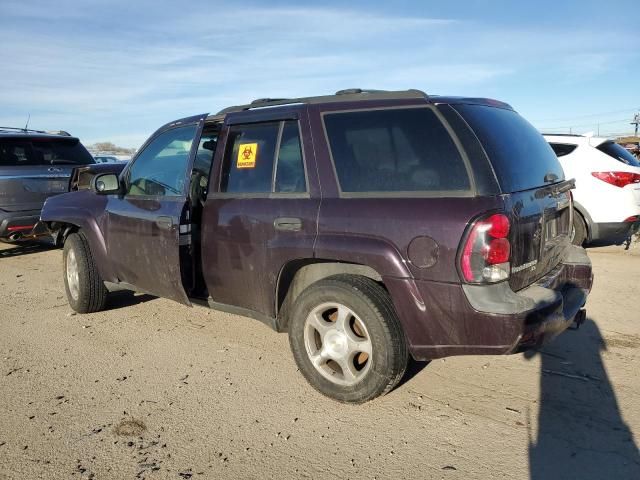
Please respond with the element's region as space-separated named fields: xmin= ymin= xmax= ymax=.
xmin=288 ymin=275 xmax=408 ymax=403
xmin=63 ymin=232 xmax=108 ymax=313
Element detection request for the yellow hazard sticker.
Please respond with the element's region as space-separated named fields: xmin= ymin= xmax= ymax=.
xmin=237 ymin=143 xmax=258 ymax=169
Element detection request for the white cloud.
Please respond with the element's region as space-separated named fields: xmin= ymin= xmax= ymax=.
xmin=0 ymin=3 xmax=636 ymax=146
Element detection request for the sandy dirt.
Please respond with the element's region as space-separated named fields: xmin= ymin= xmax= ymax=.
xmin=0 ymin=241 xmax=639 ymax=479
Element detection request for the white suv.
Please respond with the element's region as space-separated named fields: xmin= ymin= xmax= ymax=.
xmin=544 ymin=134 xmax=640 ymax=246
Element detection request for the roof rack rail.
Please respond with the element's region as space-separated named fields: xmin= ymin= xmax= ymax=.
xmin=217 ymin=88 xmax=428 ymax=115
xmin=0 ymin=126 xmax=71 ymax=136
xmin=250 ymin=98 xmax=290 ymax=105
xmin=0 ymin=126 xmax=47 ymax=134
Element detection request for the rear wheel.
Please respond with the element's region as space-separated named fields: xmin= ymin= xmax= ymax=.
xmin=63 ymin=232 xmax=108 ymax=313
xmin=571 ymin=212 xmax=587 ymax=246
xmin=288 ymin=275 xmax=408 ymax=403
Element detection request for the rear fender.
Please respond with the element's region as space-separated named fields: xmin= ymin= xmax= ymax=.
xmin=41 ymin=191 xmax=115 ymax=282
xmin=313 ymin=234 xmax=412 ymax=279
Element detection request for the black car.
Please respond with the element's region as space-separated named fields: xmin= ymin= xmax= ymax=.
xmin=0 ymin=127 xmax=94 ymax=241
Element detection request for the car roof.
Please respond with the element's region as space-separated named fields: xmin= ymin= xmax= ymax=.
xmin=543 ymin=133 xmax=610 ymax=147
xmin=215 ymin=89 xmax=514 ymax=115
xmin=0 ymin=126 xmax=77 ymax=140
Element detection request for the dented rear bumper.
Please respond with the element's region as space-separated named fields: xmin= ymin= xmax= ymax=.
xmin=385 ymin=245 xmax=593 ymax=360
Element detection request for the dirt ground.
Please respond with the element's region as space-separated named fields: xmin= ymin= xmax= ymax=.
xmin=1 ymin=241 xmax=639 ymax=480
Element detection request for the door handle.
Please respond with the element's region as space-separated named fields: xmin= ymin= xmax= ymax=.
xmin=274 ymin=217 xmax=302 ymax=232
xmin=155 ymin=216 xmax=173 ymax=230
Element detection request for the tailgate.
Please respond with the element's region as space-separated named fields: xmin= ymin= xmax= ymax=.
xmin=0 ymin=165 xmax=72 ymax=211
xmin=507 ymin=181 xmax=573 ymax=291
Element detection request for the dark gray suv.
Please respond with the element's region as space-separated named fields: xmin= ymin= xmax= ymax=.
xmin=0 ymin=127 xmax=94 ymax=241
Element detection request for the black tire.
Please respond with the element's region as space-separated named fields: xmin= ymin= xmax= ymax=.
xmin=572 ymin=212 xmax=587 ymax=246
xmin=63 ymin=232 xmax=108 ymax=313
xmin=288 ymin=274 xmax=408 ymax=403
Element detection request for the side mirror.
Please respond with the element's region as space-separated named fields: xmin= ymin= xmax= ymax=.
xmin=93 ymin=173 xmax=122 ymax=195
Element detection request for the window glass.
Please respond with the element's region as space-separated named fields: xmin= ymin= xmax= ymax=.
xmin=275 ymin=121 xmax=306 ymax=193
xmin=0 ymin=139 xmax=94 ymax=167
xmin=127 ymin=125 xmax=197 ymax=197
xmin=190 ymin=127 xmax=219 ymax=201
xmin=221 ymin=123 xmax=279 ymax=193
xmin=597 ymin=141 xmax=640 ymax=167
xmin=549 ymin=143 xmax=578 ymax=158
xmin=454 ymin=105 xmax=565 ymax=192
xmin=323 ymin=108 xmax=470 ymax=193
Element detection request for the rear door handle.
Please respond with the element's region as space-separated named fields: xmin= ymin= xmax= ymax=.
xmin=274 ymin=217 xmax=302 ymax=232
xmin=155 ymin=216 xmax=173 ymax=230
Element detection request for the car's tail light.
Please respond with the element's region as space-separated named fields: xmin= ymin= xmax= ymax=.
xmin=460 ymin=213 xmax=511 ymax=283
xmin=591 ymin=171 xmax=640 ymax=188
xmin=624 ymin=215 xmax=639 ymax=223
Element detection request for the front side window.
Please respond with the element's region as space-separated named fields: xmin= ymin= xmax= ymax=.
xmin=323 ymin=107 xmax=470 ymax=193
xmin=127 ymin=125 xmax=197 ymax=197
xmin=220 ymin=121 xmax=306 ymax=194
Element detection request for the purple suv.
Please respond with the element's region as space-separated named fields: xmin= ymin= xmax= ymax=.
xmin=41 ymin=89 xmax=593 ymax=403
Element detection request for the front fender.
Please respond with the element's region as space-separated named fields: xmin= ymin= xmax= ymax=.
xmin=41 ymin=191 xmax=115 ymax=282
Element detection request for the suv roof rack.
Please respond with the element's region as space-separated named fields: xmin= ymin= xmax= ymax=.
xmin=217 ymin=88 xmax=428 ymax=115
xmin=0 ymin=126 xmax=71 ymax=136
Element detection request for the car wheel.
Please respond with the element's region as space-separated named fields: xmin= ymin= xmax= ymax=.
xmin=288 ymin=274 xmax=408 ymax=403
xmin=63 ymin=232 xmax=108 ymax=313
xmin=571 ymin=212 xmax=587 ymax=246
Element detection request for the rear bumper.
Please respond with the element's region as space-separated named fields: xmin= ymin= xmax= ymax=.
xmin=588 ymin=221 xmax=639 ymax=246
xmin=0 ymin=209 xmax=42 ymax=238
xmin=385 ymin=245 xmax=593 ymax=360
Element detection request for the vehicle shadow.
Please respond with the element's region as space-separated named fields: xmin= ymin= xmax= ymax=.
xmin=399 ymin=358 xmax=430 ymax=387
xmin=106 ymin=291 xmax=156 ymax=311
xmin=527 ymin=318 xmax=640 ymax=479
xmin=0 ymin=240 xmax=57 ymax=258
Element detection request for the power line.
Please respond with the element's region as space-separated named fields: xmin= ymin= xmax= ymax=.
xmin=540 ymin=117 xmax=630 ymax=130
xmin=532 ymin=107 xmax=640 ymax=123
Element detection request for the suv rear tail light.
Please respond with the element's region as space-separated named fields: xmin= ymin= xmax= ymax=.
xmin=460 ymin=213 xmax=511 ymax=283
xmin=624 ymin=215 xmax=639 ymax=223
xmin=591 ymin=171 xmax=640 ymax=188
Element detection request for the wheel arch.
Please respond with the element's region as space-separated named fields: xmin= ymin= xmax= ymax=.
xmin=572 ymin=200 xmax=593 ymax=243
xmin=275 ymin=259 xmax=384 ymax=332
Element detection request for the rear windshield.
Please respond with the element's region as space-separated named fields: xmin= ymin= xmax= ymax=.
xmin=597 ymin=141 xmax=640 ymax=167
xmin=0 ymin=138 xmax=94 ymax=167
xmin=323 ymin=107 xmax=470 ymax=193
xmin=455 ymin=105 xmax=564 ymax=192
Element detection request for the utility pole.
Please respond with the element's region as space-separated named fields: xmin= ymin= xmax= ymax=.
xmin=632 ymin=113 xmax=640 ymax=137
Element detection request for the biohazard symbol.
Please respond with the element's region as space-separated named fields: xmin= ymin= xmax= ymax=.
xmin=237 ymin=142 xmax=258 ymax=169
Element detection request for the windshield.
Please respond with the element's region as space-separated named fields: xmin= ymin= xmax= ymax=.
xmin=597 ymin=141 xmax=640 ymax=167
xmin=454 ymin=105 xmax=565 ymax=192
xmin=0 ymin=138 xmax=94 ymax=167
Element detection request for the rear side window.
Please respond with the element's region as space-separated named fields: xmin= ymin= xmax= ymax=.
xmin=549 ymin=143 xmax=578 ymax=158
xmin=455 ymin=105 xmax=564 ymax=192
xmin=323 ymin=107 xmax=470 ymax=193
xmin=597 ymin=141 xmax=640 ymax=167
xmin=221 ymin=121 xmax=306 ymax=194
xmin=0 ymin=138 xmax=94 ymax=167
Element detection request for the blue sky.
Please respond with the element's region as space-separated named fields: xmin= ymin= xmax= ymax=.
xmin=1 ymin=0 xmax=638 ymax=148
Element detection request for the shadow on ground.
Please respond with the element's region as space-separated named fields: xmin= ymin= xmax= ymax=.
xmin=527 ymin=319 xmax=640 ymax=479
xmin=106 ymin=291 xmax=156 ymax=311
xmin=0 ymin=240 xmax=57 ymax=258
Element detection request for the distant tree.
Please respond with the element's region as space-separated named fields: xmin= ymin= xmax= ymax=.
xmin=89 ymin=142 xmax=136 ymax=155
